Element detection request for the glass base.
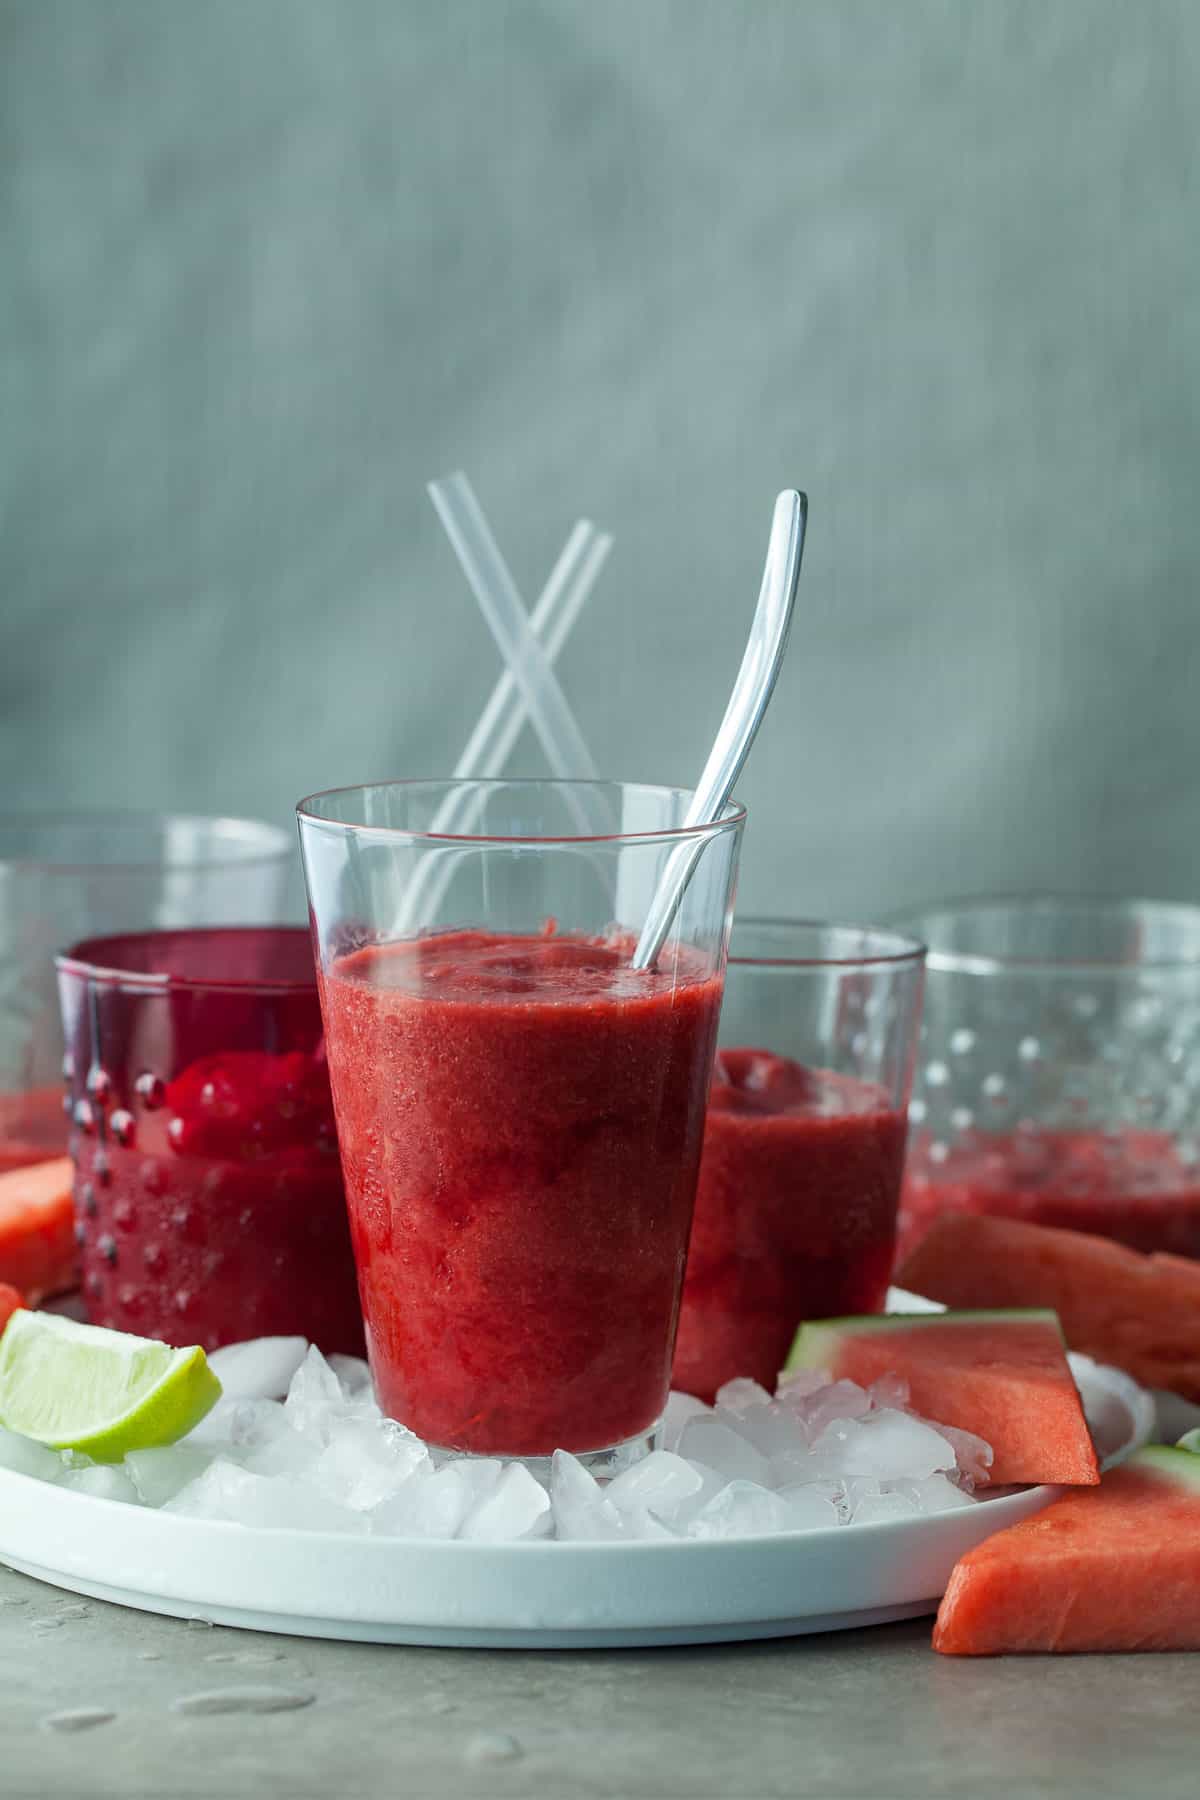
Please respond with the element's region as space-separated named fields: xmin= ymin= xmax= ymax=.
xmin=428 ymin=1423 xmax=661 ymax=1484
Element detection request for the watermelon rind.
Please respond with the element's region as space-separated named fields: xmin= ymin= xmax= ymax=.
xmin=1175 ymin=1428 xmax=1200 ymax=1457
xmin=1136 ymin=1444 xmax=1200 ymax=1487
xmin=785 ymin=1308 xmax=1066 ymax=1374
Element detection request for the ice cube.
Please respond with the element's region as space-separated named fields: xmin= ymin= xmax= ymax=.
xmin=722 ymin=1401 xmax=809 ymax=1463
xmin=800 ymin=1380 xmax=874 ymax=1437
xmin=310 ymin=1418 xmax=430 ymax=1511
xmin=934 ymin=1423 xmax=994 ymax=1487
xmin=206 ymin=1338 xmax=308 ymax=1401
xmin=851 ymin=1489 xmax=921 ymax=1525
xmin=328 ymin=1354 xmax=372 ymax=1398
xmin=370 ymin=1465 xmax=475 ymax=1539
xmin=661 ymin=1391 xmax=711 ymax=1450
xmin=185 ymin=1395 xmax=243 ymax=1450
xmin=282 ymin=1346 xmax=345 ymax=1442
xmin=685 ymin=1480 xmax=794 ymax=1539
xmin=126 ymin=1445 xmax=213 ymax=1508
xmin=165 ymin=1458 xmax=365 ymax=1533
xmin=774 ymin=1484 xmax=842 ymax=1531
xmin=459 ymin=1463 xmax=552 ymax=1542
xmin=775 ymin=1367 xmax=831 ymax=1403
xmin=550 ymin=1450 xmax=627 ymax=1541
xmin=868 ymin=1372 xmax=910 ymax=1411
xmin=675 ymin=1417 xmax=771 ymax=1486
xmin=605 ymin=1451 xmax=702 ymax=1514
xmin=815 ymin=1408 xmax=956 ymax=1482
xmin=63 ymin=1465 xmax=141 ymax=1505
xmin=0 ymin=1426 xmax=66 ymax=1484
xmin=714 ymin=1378 xmax=774 ymax=1414
xmin=889 ymin=1474 xmax=976 ymax=1514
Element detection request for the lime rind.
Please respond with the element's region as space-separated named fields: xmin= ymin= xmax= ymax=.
xmin=0 ymin=1309 xmax=221 ymax=1463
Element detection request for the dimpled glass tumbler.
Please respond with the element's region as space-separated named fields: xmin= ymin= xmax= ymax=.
xmin=298 ymin=778 xmax=744 ymax=1473
xmin=894 ymin=897 xmax=1200 ymax=1261
xmin=56 ymin=927 xmax=363 ymax=1353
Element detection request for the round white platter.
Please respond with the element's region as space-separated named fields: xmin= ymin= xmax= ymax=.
xmin=0 ymin=1355 xmax=1148 ymax=1649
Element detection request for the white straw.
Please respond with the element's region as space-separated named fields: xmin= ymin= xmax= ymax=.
xmin=395 ymin=496 xmax=610 ymax=934
xmin=428 ymin=472 xmax=601 ymax=784
xmin=453 ymin=524 xmax=611 ymax=783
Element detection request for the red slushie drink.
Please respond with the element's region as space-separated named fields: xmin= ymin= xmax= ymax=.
xmin=673 ymin=1049 xmax=907 ymax=1400
xmin=320 ymin=930 xmax=724 ymax=1457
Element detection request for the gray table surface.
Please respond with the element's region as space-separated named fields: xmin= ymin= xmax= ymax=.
xmin=1 ymin=1560 xmax=1194 ymax=1800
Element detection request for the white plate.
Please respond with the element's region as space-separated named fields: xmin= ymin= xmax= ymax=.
xmin=0 ymin=1465 xmax=1058 ymax=1648
xmin=0 ymin=1353 xmax=1150 ymax=1649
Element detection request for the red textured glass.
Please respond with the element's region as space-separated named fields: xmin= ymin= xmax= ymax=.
xmin=56 ymin=927 xmax=362 ymax=1353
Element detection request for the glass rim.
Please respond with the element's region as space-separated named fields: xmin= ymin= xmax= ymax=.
xmin=55 ymin=925 xmax=318 ymax=996
xmin=0 ymin=810 xmax=293 ymax=875
xmin=889 ymin=892 xmax=1200 ymax=974
xmin=730 ymin=915 xmax=926 ymax=970
xmin=295 ymin=778 xmax=747 ymax=847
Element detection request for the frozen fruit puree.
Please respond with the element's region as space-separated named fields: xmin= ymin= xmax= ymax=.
xmin=673 ymin=1051 xmax=906 ymax=1401
xmin=319 ymin=930 xmax=724 ymax=1457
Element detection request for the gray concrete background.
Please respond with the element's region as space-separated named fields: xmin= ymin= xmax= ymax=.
xmin=2 ymin=1562 xmax=1197 ymax=1800
xmin=2 ymin=1 xmax=1199 ymax=919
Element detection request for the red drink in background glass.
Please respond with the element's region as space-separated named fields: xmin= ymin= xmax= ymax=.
xmin=321 ymin=930 xmax=723 ymax=1456
xmin=672 ymin=1050 xmax=907 ymax=1401
xmin=670 ymin=922 xmax=926 ymax=1402
xmin=899 ymin=1128 xmax=1200 ymax=1263
xmin=56 ymin=928 xmax=363 ymax=1353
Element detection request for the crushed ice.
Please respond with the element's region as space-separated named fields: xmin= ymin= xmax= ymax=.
xmin=0 ymin=1345 xmax=990 ymax=1542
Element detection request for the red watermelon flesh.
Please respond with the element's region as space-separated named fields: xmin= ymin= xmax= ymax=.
xmin=0 ymin=1284 xmax=22 ymax=1334
xmin=898 ymin=1211 xmax=1200 ymax=1402
xmin=786 ymin=1310 xmax=1099 ymax=1487
xmin=935 ymin=1447 xmax=1200 ymax=1654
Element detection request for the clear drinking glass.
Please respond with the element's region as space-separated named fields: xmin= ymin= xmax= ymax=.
xmin=0 ymin=814 xmax=293 ymax=1173
xmin=56 ymin=927 xmax=362 ymax=1352
xmin=672 ymin=919 xmax=926 ymax=1401
xmin=893 ymin=896 xmax=1200 ymax=1261
xmin=297 ymin=778 xmax=744 ymax=1471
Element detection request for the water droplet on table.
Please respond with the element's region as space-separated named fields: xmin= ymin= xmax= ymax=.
xmin=464 ymin=1732 xmax=523 ymax=1765
xmin=171 ymin=1687 xmax=315 ymax=1717
xmin=52 ymin=1604 xmax=89 ymax=1620
xmin=40 ymin=1708 xmax=115 ymax=1734
xmin=30 ymin=1616 xmax=65 ymax=1631
xmin=137 ymin=1651 xmax=162 ymax=1661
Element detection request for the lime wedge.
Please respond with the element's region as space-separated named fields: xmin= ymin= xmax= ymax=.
xmin=0 ymin=1310 xmax=221 ymax=1463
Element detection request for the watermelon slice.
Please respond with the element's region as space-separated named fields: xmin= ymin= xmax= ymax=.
xmin=897 ymin=1211 xmax=1200 ymax=1402
xmin=0 ymin=1157 xmax=77 ymax=1304
xmin=0 ymin=1284 xmax=22 ymax=1334
xmin=935 ymin=1446 xmax=1200 ymax=1654
xmin=786 ymin=1310 xmax=1099 ymax=1487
